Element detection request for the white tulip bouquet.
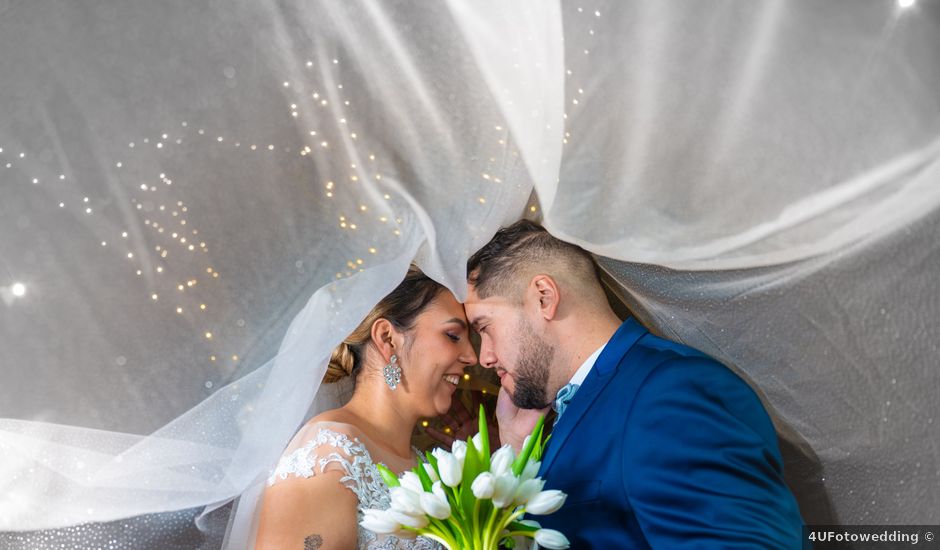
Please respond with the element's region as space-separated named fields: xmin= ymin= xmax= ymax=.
xmin=360 ymin=406 xmax=569 ymax=549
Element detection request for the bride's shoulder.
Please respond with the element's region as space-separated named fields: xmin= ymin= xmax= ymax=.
xmin=299 ymin=410 xmax=366 ymax=440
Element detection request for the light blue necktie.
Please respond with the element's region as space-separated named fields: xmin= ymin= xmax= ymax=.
xmin=553 ymin=383 xmax=580 ymax=424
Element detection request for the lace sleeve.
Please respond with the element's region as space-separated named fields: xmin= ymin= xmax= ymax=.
xmin=266 ymin=425 xmax=374 ymax=504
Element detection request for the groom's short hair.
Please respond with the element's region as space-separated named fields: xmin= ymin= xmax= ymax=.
xmin=467 ymin=219 xmax=601 ymax=301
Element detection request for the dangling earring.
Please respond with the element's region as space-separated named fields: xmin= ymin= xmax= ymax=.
xmin=383 ymin=354 xmax=401 ymax=390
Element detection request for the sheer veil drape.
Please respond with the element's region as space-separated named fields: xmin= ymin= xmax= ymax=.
xmin=1 ymin=0 xmax=937 ymax=547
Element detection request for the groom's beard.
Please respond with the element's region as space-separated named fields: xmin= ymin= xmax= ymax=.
xmin=509 ymin=317 xmax=555 ymax=410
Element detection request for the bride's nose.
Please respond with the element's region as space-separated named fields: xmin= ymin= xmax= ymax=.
xmin=458 ymin=339 xmax=477 ymax=367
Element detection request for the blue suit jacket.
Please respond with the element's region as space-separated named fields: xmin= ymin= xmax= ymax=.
xmin=537 ymin=318 xmax=804 ymax=548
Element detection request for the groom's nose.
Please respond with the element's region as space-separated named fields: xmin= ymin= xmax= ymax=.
xmin=478 ymin=340 xmax=498 ymax=369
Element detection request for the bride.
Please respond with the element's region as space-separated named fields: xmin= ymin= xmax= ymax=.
xmin=255 ymin=265 xmax=478 ymax=549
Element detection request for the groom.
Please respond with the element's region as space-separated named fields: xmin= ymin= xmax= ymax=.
xmin=464 ymin=220 xmax=804 ymax=548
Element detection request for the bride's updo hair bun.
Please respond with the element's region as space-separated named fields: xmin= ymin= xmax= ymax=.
xmin=325 ymin=342 xmax=357 ymax=383
xmin=323 ymin=264 xmax=446 ymax=383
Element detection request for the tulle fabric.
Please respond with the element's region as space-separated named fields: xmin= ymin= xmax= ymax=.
xmin=0 ymin=0 xmax=937 ymax=547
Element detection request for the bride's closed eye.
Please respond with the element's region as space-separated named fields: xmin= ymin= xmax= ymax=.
xmin=446 ymin=332 xmax=461 ymax=342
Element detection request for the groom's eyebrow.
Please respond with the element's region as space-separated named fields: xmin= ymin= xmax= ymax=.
xmin=468 ymin=317 xmax=485 ymax=332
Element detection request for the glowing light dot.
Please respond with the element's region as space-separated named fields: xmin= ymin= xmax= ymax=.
xmin=152 ymin=294 xmax=158 ymax=300
xmin=232 ymin=355 xmax=239 ymax=361
xmin=268 ymin=144 xmax=274 ymax=150
xmin=157 ymin=267 xmax=163 ymax=273
xmin=250 ymin=145 xmax=257 ymax=150
xmin=369 ymin=247 xmax=377 ymax=254
xmin=306 ymin=61 xmax=313 ymax=67
xmin=11 ymin=283 xmax=26 ymax=297
xmin=85 ymin=207 xmax=93 ymax=213
xmin=101 ymin=241 xmax=107 ymax=246
xmin=898 ymin=0 xmax=915 ymax=6
xmin=463 ymin=374 xmax=470 ymax=380
xmin=321 ymin=141 xmax=328 ymax=148
xmin=360 ymin=205 xmax=367 ymax=212
xmin=530 ymin=206 xmax=538 ymax=212
xmin=200 ymin=304 xmax=207 ymax=310
xmin=116 ymin=162 xmax=122 ymax=168
xmin=478 ymin=197 xmax=486 ymax=204
xmin=421 ymin=420 xmax=429 ymax=427
xmin=210 ymin=355 xmax=216 ymax=361
xmin=32 ymin=178 xmax=38 ymax=184
xmin=176 ymin=307 xmax=183 ymax=314
xmin=444 ymin=427 xmax=452 ymax=434
xmin=178 ymin=285 xmax=184 ymax=291
xmin=59 ymin=203 xmax=64 ymax=208
xmin=283 ymin=81 xmax=290 ymax=87
xmin=188 ymin=244 xmax=195 ymax=250
xmin=205 ymin=332 xmax=213 ymax=339
xmin=350 ymin=224 xmax=357 ymax=229
xmin=19 ymin=153 xmax=25 ymax=158
xmin=59 ymin=174 xmax=65 ymax=180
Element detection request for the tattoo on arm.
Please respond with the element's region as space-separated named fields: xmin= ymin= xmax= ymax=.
xmin=303 ymin=534 xmax=323 ymax=550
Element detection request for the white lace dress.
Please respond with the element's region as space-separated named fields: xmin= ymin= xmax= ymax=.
xmin=267 ymin=424 xmax=442 ymax=550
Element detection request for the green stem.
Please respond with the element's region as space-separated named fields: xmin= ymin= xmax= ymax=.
xmin=472 ymin=499 xmax=482 ymax=549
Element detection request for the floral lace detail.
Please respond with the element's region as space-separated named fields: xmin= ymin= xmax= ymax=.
xmin=267 ymin=427 xmax=441 ymax=550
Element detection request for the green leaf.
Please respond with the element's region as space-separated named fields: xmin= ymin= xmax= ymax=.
xmin=414 ymin=459 xmax=433 ymax=492
xmin=459 ymin=440 xmax=482 ymax=520
xmin=512 ymin=414 xmax=546 ymax=476
xmin=478 ymin=403 xmax=491 ymax=471
xmin=376 ymin=463 xmax=400 ymax=488
xmin=507 ymin=520 xmax=540 ymax=533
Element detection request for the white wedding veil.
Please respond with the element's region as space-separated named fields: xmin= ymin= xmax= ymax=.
xmin=1 ymin=0 xmax=938 ymax=547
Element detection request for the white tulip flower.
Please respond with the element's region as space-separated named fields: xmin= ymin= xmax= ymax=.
xmin=524 ymin=490 xmax=567 ymax=515
xmin=534 ymin=528 xmax=570 ymax=549
xmin=521 ymin=459 xmax=541 ymax=481
xmin=423 ymin=462 xmax=440 ymax=483
xmin=389 ymin=510 xmax=429 ymax=529
xmin=471 ymin=432 xmax=484 ymax=452
xmin=489 ymin=445 xmax=514 ymax=477
xmin=451 ymin=440 xmax=467 ymax=464
xmin=420 ymin=489 xmax=451 ymax=520
xmin=512 ymin=477 xmax=545 ymax=506
xmin=400 ymin=471 xmax=425 ymax=494
xmin=360 ymin=509 xmax=400 ymax=534
xmin=470 ymin=472 xmax=496 ymax=499
xmin=389 ymin=486 xmax=424 ymax=516
xmin=437 ymin=451 xmax=463 ymax=488
xmin=491 ymin=473 xmax=519 ymax=508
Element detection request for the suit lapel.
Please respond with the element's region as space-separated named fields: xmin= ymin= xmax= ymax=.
xmin=539 ymin=318 xmax=648 ymax=475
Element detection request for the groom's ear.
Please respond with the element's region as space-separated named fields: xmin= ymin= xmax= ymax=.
xmin=370 ymin=318 xmax=397 ymax=361
xmin=530 ymin=275 xmax=560 ymax=321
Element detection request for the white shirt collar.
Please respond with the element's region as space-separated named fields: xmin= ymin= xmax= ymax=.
xmin=567 ymin=343 xmax=606 ymax=388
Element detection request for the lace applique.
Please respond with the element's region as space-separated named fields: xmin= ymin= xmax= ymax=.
xmin=267 ymin=427 xmax=441 ymax=550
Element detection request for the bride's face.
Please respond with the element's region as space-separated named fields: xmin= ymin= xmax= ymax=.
xmin=399 ymin=291 xmax=477 ymax=417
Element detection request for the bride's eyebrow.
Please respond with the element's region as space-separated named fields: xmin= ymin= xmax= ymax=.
xmin=443 ymin=317 xmax=468 ymax=330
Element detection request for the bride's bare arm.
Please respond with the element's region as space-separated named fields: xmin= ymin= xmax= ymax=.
xmin=256 ymin=470 xmax=359 ymax=550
